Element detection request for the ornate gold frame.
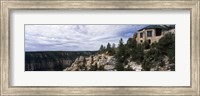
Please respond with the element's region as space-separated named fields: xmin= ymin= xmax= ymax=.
xmin=1 ymin=0 xmax=199 ymax=95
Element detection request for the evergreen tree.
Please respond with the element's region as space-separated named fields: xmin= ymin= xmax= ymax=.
xmin=99 ymin=44 xmax=105 ymax=53
xmin=99 ymin=45 xmax=104 ymax=51
xmin=126 ymin=38 xmax=133 ymax=48
xmin=115 ymin=38 xmax=127 ymax=71
xmin=142 ymin=48 xmax=163 ymax=71
xmin=157 ymin=33 xmax=175 ymax=64
xmin=141 ymin=33 xmax=175 ymax=71
xmin=111 ymin=43 xmax=116 ymax=55
xmin=143 ymin=40 xmax=150 ymax=49
xmin=106 ymin=42 xmax=112 ymax=53
xmin=103 ymin=46 xmax=106 ymax=52
xmin=132 ymin=44 xmax=144 ymax=63
xmin=107 ymin=43 xmax=111 ymax=49
xmin=128 ymin=33 xmax=143 ymax=63
xmin=125 ymin=38 xmax=135 ymax=57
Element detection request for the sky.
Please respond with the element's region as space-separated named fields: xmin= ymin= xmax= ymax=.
xmin=25 ymin=25 xmax=147 ymax=51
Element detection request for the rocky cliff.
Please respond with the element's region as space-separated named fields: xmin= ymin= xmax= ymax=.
xmin=25 ymin=51 xmax=97 ymax=71
xmin=63 ymin=53 xmax=142 ymax=71
xmin=25 ymin=51 xmax=173 ymax=71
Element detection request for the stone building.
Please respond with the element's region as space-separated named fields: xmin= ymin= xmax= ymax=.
xmin=136 ymin=25 xmax=175 ymax=44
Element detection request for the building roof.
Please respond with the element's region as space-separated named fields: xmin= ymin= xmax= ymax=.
xmin=138 ymin=25 xmax=175 ymax=31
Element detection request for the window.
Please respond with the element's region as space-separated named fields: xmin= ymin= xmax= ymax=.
xmin=140 ymin=40 xmax=143 ymax=43
xmin=140 ymin=33 xmax=143 ymax=38
xmin=147 ymin=31 xmax=152 ymax=37
xmin=156 ymin=29 xmax=162 ymax=36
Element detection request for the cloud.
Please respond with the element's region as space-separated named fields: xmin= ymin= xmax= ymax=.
xmin=25 ymin=25 xmax=147 ymax=51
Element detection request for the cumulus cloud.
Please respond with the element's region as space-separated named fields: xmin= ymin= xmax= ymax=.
xmin=25 ymin=25 xmax=147 ymax=51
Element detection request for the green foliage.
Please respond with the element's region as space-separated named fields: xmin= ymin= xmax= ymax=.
xmin=157 ymin=33 xmax=175 ymax=64
xmin=115 ymin=62 xmax=124 ymax=71
xmin=99 ymin=45 xmax=104 ymax=51
xmin=141 ymin=33 xmax=175 ymax=71
xmin=97 ymin=32 xmax=175 ymax=71
xmin=142 ymin=48 xmax=164 ymax=71
xmin=142 ymin=40 xmax=150 ymax=49
xmin=126 ymin=38 xmax=134 ymax=48
xmin=99 ymin=43 xmax=116 ymax=55
xmin=125 ymin=38 xmax=135 ymax=57
xmin=98 ymin=65 xmax=105 ymax=71
xmin=115 ymin=38 xmax=127 ymax=71
xmin=124 ymin=32 xmax=175 ymax=71
xmin=125 ymin=34 xmax=139 ymax=63
xmin=111 ymin=43 xmax=116 ymax=55
xmin=150 ymin=42 xmax=158 ymax=49
xmin=107 ymin=43 xmax=111 ymax=51
xmin=131 ymin=44 xmax=144 ymax=64
xmin=122 ymin=33 xmax=144 ymax=64
xmin=106 ymin=42 xmax=112 ymax=54
xmin=99 ymin=45 xmax=106 ymax=53
xmin=170 ymin=65 xmax=175 ymax=71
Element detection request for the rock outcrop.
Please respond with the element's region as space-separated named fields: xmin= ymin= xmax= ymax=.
xmin=63 ymin=54 xmax=142 ymax=71
xmin=63 ymin=54 xmax=116 ymax=71
xmin=127 ymin=61 xmax=142 ymax=71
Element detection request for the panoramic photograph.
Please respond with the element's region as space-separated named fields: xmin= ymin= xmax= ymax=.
xmin=25 ymin=24 xmax=175 ymax=71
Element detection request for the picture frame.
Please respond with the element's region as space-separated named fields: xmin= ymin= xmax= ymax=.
xmin=1 ymin=0 xmax=199 ymax=95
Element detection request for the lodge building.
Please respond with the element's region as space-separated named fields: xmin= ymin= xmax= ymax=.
xmin=136 ymin=25 xmax=175 ymax=44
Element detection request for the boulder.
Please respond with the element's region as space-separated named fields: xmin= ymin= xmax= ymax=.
xmin=124 ymin=65 xmax=129 ymax=69
xmin=93 ymin=55 xmax=100 ymax=61
xmin=71 ymin=64 xmax=79 ymax=71
xmin=104 ymin=65 xmax=115 ymax=71
xmin=128 ymin=62 xmax=142 ymax=71
xmin=107 ymin=56 xmax=116 ymax=65
xmin=78 ymin=56 xmax=85 ymax=62
xmin=99 ymin=58 xmax=107 ymax=66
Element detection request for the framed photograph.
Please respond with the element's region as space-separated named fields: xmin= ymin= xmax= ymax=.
xmin=1 ymin=0 xmax=199 ymax=95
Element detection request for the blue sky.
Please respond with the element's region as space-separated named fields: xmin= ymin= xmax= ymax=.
xmin=25 ymin=25 xmax=147 ymax=51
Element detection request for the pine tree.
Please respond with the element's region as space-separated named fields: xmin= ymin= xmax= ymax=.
xmin=115 ymin=38 xmax=127 ymax=71
xmin=111 ymin=43 xmax=116 ymax=55
xmin=106 ymin=42 xmax=111 ymax=54
xmin=132 ymin=44 xmax=144 ymax=64
xmin=125 ymin=33 xmax=139 ymax=62
xmin=100 ymin=45 xmax=104 ymax=50
xmin=99 ymin=44 xmax=106 ymax=53
xmin=157 ymin=33 xmax=175 ymax=64
xmin=125 ymin=38 xmax=134 ymax=57
xmin=103 ymin=46 xmax=106 ymax=52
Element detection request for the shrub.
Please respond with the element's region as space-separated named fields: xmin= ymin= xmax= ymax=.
xmin=131 ymin=44 xmax=144 ymax=64
xmin=157 ymin=33 xmax=175 ymax=64
xmin=142 ymin=48 xmax=164 ymax=71
xmin=142 ymin=33 xmax=175 ymax=71
xmin=143 ymin=40 xmax=150 ymax=49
